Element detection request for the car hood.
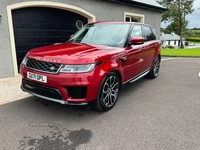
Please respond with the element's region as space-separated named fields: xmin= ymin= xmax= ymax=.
xmin=27 ymin=43 xmax=123 ymax=64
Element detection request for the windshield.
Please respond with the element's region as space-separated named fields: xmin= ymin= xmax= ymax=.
xmin=68 ymin=23 xmax=131 ymax=47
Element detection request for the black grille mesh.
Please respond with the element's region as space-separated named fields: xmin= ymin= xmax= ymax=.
xmin=26 ymin=59 xmax=61 ymax=73
xmin=22 ymin=79 xmax=63 ymax=100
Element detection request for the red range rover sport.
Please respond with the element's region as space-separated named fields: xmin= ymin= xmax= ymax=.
xmin=20 ymin=21 xmax=161 ymax=111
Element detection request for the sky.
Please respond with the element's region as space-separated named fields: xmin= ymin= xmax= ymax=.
xmin=161 ymin=0 xmax=200 ymax=29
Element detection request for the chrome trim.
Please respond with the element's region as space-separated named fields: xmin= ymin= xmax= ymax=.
xmin=123 ymin=68 xmax=150 ymax=84
xmin=129 ymin=70 xmax=150 ymax=83
xmin=21 ymin=86 xmax=88 ymax=106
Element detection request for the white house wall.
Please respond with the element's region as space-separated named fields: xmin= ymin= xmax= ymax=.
xmin=162 ymin=40 xmax=179 ymax=47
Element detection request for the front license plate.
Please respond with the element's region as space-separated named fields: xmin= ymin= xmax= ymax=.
xmin=27 ymin=72 xmax=47 ymax=83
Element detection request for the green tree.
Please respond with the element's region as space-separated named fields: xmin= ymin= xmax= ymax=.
xmin=163 ymin=20 xmax=182 ymax=35
xmin=158 ymin=0 xmax=194 ymax=48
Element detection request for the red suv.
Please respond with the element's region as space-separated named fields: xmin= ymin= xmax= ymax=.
xmin=20 ymin=22 xmax=161 ymax=111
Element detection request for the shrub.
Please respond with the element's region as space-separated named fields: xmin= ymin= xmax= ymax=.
xmin=167 ymin=45 xmax=175 ymax=49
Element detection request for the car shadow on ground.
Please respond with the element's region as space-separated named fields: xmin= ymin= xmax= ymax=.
xmin=1 ymin=77 xmax=150 ymax=116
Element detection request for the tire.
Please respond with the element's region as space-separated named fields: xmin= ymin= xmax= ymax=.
xmin=93 ymin=72 xmax=120 ymax=111
xmin=147 ymin=56 xmax=160 ymax=79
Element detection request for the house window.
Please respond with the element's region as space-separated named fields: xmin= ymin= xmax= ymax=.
xmin=124 ymin=12 xmax=144 ymax=23
xmin=174 ymin=41 xmax=176 ymax=45
xmin=125 ymin=16 xmax=141 ymax=22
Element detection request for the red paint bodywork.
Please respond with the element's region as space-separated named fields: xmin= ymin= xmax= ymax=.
xmin=21 ymin=43 xmax=125 ymax=102
xmin=20 ymin=22 xmax=161 ymax=104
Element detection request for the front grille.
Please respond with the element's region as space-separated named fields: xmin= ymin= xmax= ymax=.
xmin=66 ymin=86 xmax=87 ymax=99
xmin=26 ymin=58 xmax=62 ymax=74
xmin=22 ymin=79 xmax=63 ymax=100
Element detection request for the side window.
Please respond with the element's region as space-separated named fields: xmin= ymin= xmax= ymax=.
xmin=142 ymin=26 xmax=156 ymax=41
xmin=151 ymin=28 xmax=158 ymax=40
xmin=130 ymin=25 xmax=142 ymax=38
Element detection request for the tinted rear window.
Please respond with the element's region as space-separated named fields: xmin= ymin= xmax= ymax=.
xmin=143 ymin=26 xmax=156 ymax=41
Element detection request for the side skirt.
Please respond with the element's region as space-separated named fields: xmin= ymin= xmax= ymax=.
xmin=129 ymin=69 xmax=150 ymax=83
xmin=123 ymin=69 xmax=150 ymax=85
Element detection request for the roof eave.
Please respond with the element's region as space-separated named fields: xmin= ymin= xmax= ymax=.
xmin=106 ymin=0 xmax=167 ymax=12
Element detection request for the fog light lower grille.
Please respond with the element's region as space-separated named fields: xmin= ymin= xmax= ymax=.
xmin=66 ymin=86 xmax=87 ymax=99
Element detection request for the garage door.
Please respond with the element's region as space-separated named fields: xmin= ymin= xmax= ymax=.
xmin=12 ymin=7 xmax=87 ymax=70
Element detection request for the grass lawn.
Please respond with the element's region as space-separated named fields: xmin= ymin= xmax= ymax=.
xmin=161 ymin=48 xmax=200 ymax=57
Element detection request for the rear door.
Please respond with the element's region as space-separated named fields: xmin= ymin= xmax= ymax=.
xmin=142 ymin=26 xmax=159 ymax=69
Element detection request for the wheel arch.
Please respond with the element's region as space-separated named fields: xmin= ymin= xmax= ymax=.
xmin=151 ymin=53 xmax=161 ymax=67
xmin=111 ymin=70 xmax=123 ymax=89
xmin=158 ymin=54 xmax=161 ymax=60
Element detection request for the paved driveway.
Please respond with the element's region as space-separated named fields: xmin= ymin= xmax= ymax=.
xmin=0 ymin=57 xmax=200 ymax=150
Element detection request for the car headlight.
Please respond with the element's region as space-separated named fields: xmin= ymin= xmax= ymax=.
xmin=60 ymin=64 xmax=96 ymax=73
xmin=22 ymin=57 xmax=28 ymax=65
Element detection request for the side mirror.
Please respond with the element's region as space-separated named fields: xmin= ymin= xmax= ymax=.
xmin=130 ymin=37 xmax=144 ymax=45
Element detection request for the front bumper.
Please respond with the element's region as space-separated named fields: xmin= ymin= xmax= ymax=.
xmin=20 ymin=65 xmax=103 ymax=105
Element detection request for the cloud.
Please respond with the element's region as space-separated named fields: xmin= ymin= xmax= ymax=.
xmin=186 ymin=0 xmax=200 ymax=28
xmin=193 ymin=0 xmax=200 ymax=10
